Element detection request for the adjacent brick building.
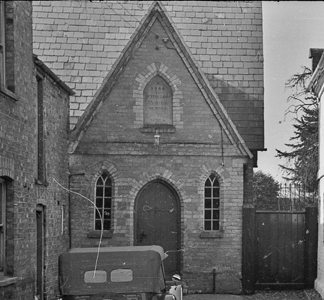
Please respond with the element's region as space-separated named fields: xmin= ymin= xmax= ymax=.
xmin=33 ymin=1 xmax=264 ymax=294
xmin=0 ymin=1 xmax=73 ymax=299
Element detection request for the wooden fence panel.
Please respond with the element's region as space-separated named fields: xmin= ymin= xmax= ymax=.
xmin=255 ymin=213 xmax=271 ymax=283
xmin=242 ymin=205 xmax=256 ymax=294
xmin=305 ymin=206 xmax=318 ymax=287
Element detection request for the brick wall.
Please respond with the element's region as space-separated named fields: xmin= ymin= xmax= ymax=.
xmin=68 ymin=13 xmax=250 ymax=294
xmin=0 ymin=2 xmax=70 ymax=299
xmin=69 ymin=155 xmax=246 ymax=294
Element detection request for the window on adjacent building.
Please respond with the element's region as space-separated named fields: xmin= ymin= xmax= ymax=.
xmin=94 ymin=173 xmax=112 ymax=231
xmin=0 ymin=1 xmax=14 ymax=93
xmin=36 ymin=74 xmax=46 ymax=184
xmin=0 ymin=178 xmax=6 ymax=272
xmin=143 ymin=75 xmax=173 ymax=126
xmin=0 ymin=1 xmax=6 ymax=88
xmin=204 ymin=174 xmax=220 ymax=231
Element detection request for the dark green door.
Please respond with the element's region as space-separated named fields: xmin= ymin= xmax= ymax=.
xmin=135 ymin=181 xmax=180 ymax=278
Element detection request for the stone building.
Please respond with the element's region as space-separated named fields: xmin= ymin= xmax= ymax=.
xmin=33 ymin=1 xmax=264 ymax=294
xmin=0 ymin=1 xmax=73 ymax=299
xmin=308 ymin=48 xmax=324 ymax=299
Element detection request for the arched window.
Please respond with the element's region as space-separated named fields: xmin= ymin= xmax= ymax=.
xmin=204 ymin=174 xmax=220 ymax=231
xmin=143 ymin=75 xmax=173 ymax=125
xmin=94 ymin=173 xmax=112 ymax=231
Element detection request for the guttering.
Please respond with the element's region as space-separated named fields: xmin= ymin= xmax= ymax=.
xmin=33 ymin=54 xmax=75 ymax=96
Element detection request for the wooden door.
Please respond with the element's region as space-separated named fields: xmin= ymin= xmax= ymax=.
xmin=36 ymin=205 xmax=45 ymax=300
xmin=135 ymin=181 xmax=180 ymax=278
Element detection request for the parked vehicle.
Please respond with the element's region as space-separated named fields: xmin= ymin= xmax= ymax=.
xmin=58 ymin=245 xmax=182 ymax=300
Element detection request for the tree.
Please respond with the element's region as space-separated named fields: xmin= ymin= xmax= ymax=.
xmin=253 ymin=170 xmax=280 ymax=210
xmin=276 ymin=66 xmax=319 ymax=193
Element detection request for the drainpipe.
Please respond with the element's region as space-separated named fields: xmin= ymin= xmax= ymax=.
xmin=213 ymin=268 xmax=217 ymax=294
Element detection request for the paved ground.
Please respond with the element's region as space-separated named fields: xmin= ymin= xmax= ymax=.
xmin=184 ymin=289 xmax=323 ymax=300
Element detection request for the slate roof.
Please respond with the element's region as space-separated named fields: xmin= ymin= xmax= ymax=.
xmin=32 ymin=0 xmax=264 ymax=150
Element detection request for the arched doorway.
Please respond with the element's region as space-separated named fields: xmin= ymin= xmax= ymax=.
xmin=135 ymin=180 xmax=180 ymax=278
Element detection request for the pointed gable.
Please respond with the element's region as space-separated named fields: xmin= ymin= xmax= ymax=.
xmin=33 ymin=1 xmax=264 ymax=152
xmin=68 ymin=1 xmax=251 ymax=158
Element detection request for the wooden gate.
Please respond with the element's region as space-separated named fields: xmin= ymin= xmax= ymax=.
xmin=256 ymin=211 xmax=306 ymax=288
xmin=242 ymin=206 xmax=318 ymax=293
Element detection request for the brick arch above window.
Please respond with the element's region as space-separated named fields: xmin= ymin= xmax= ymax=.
xmin=198 ymin=164 xmax=230 ymax=186
xmin=133 ymin=62 xmax=184 ymax=132
xmin=89 ymin=162 xmax=118 ymax=187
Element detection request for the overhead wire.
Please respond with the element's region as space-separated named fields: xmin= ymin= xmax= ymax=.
xmin=76 ymin=1 xmax=175 ymax=51
xmin=102 ymin=0 xmax=164 ymax=50
xmin=116 ymin=0 xmax=163 ymax=37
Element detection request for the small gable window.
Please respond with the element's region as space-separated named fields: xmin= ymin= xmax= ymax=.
xmin=143 ymin=75 xmax=172 ymax=126
xmin=94 ymin=173 xmax=112 ymax=231
xmin=204 ymin=174 xmax=220 ymax=231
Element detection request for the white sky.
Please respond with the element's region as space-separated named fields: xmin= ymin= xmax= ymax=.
xmin=256 ymin=1 xmax=324 ymax=181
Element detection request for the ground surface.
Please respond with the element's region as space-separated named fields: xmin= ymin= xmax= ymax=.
xmin=244 ymin=289 xmax=322 ymax=299
xmin=184 ymin=289 xmax=323 ymax=300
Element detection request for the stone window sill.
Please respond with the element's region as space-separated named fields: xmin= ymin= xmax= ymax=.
xmin=0 ymin=273 xmax=18 ymax=287
xmin=87 ymin=230 xmax=113 ymax=239
xmin=0 ymin=86 xmax=19 ymax=102
xmin=34 ymin=179 xmax=49 ymax=187
xmin=140 ymin=125 xmax=175 ymax=133
xmin=200 ymin=231 xmax=224 ymax=239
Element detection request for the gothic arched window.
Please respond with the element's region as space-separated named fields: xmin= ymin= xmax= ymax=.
xmin=94 ymin=173 xmax=112 ymax=231
xmin=143 ymin=75 xmax=173 ymax=125
xmin=204 ymin=173 xmax=220 ymax=231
